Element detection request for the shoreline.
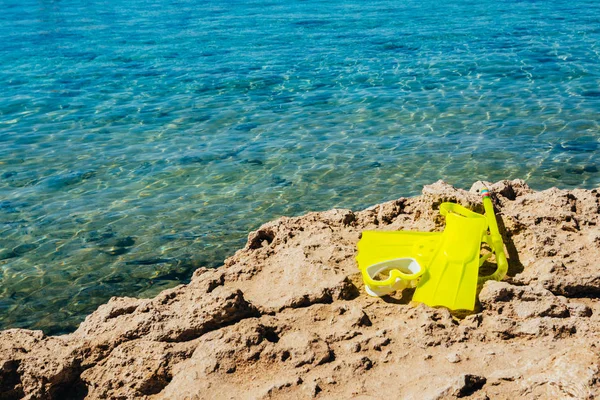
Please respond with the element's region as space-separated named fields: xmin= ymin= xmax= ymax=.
xmin=1 ymin=179 xmax=599 ymax=399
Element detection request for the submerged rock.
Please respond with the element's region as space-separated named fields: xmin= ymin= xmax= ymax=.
xmin=44 ymin=170 xmax=96 ymax=190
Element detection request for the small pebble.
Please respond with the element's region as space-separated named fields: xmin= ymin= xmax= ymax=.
xmin=446 ymin=352 xmax=461 ymax=363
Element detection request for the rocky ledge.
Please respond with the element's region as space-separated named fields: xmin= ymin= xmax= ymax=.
xmin=1 ymin=180 xmax=599 ymax=399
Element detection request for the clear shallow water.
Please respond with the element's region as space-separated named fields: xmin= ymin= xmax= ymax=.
xmin=1 ymin=0 xmax=599 ymax=334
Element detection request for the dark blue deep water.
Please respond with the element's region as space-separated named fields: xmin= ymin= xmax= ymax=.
xmin=1 ymin=0 xmax=599 ymax=333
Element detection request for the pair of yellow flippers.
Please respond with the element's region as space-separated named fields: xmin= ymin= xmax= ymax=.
xmin=356 ymin=187 xmax=508 ymax=311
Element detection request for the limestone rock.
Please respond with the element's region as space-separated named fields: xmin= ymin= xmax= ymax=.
xmin=1 ymin=180 xmax=600 ymax=399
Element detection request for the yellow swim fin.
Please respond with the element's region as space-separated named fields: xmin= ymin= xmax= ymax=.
xmin=356 ymin=231 xmax=441 ymax=296
xmin=412 ymin=203 xmax=488 ymax=311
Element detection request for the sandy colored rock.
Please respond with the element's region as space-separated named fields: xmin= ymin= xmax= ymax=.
xmin=1 ymin=180 xmax=599 ymax=399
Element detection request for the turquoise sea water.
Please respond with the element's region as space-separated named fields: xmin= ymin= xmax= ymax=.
xmin=1 ymin=0 xmax=599 ymax=334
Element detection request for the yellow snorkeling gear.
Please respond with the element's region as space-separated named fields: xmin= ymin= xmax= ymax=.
xmin=356 ymin=231 xmax=441 ymax=297
xmin=478 ymin=187 xmax=508 ymax=283
xmin=356 ymin=186 xmax=508 ymax=310
xmin=362 ymin=257 xmax=423 ymax=297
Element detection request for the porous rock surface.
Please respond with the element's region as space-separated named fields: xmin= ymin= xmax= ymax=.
xmin=1 ymin=180 xmax=599 ymax=399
